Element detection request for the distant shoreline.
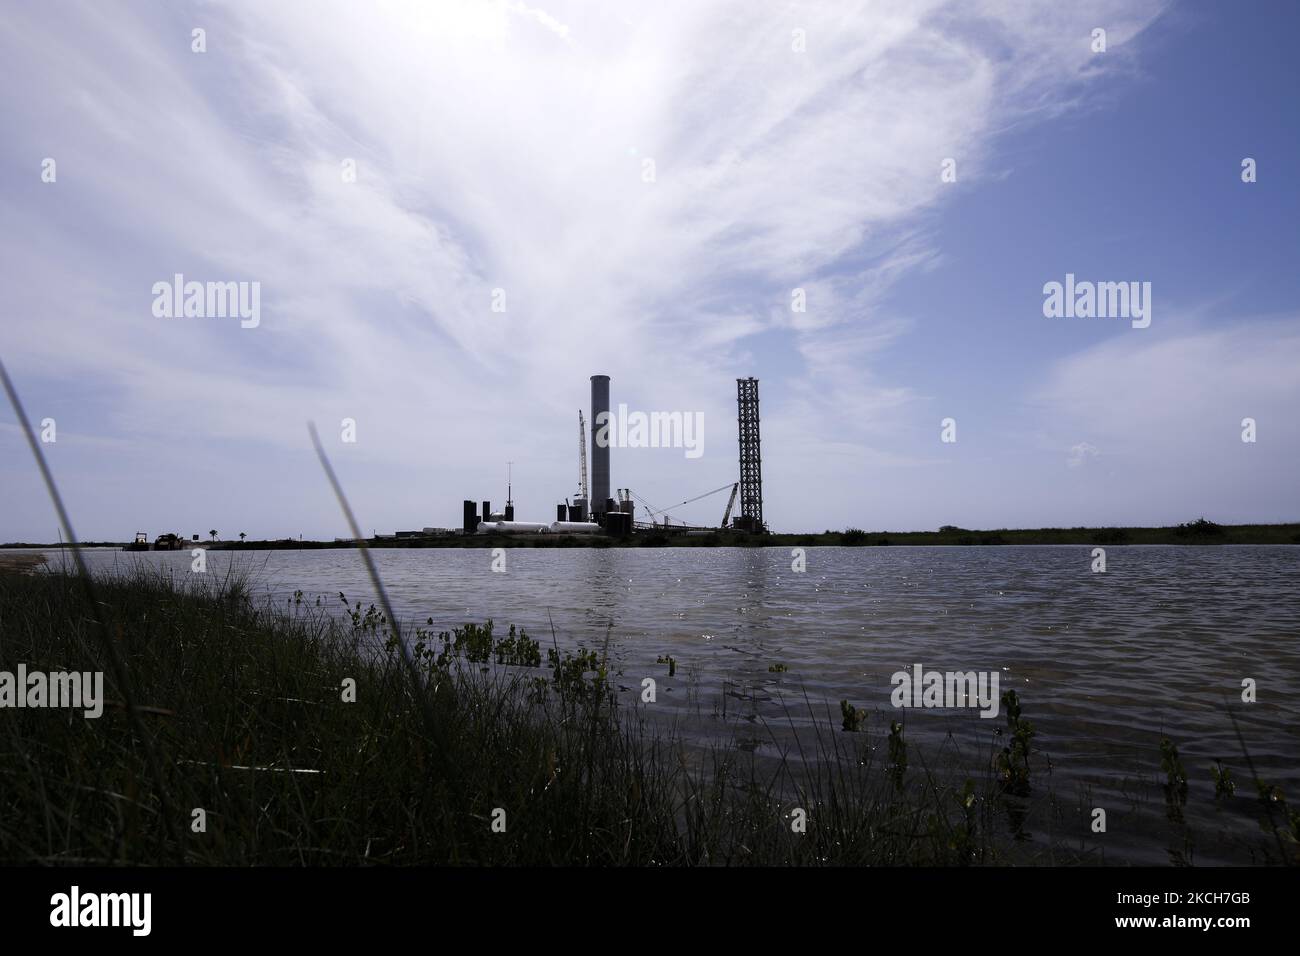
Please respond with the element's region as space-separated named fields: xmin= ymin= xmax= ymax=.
xmin=4 ymin=521 xmax=1299 ymax=550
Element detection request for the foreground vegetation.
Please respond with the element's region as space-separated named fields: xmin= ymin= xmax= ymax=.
xmin=1 ymin=565 xmax=1295 ymax=865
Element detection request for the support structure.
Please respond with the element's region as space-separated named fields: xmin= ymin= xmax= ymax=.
xmin=590 ymin=375 xmax=610 ymax=518
xmin=735 ymin=377 xmax=765 ymax=532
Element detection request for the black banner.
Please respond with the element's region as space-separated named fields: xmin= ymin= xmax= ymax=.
xmin=0 ymin=866 xmax=1288 ymax=941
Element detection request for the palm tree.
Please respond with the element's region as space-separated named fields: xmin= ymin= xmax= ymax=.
xmin=239 ymin=532 xmax=247 ymax=545
xmin=209 ymin=529 xmax=217 ymax=543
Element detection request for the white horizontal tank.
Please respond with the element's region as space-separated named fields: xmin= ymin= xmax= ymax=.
xmin=549 ymin=521 xmax=601 ymax=534
xmin=475 ymin=521 xmax=550 ymax=534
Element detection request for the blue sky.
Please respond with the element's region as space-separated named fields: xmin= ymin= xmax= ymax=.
xmin=2 ymin=0 xmax=1297 ymax=540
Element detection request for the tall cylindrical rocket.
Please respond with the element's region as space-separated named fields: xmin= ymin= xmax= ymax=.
xmin=590 ymin=374 xmax=610 ymax=517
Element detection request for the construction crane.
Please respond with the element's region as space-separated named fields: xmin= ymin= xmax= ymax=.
xmin=577 ymin=410 xmax=588 ymax=500
xmin=629 ymin=482 xmax=735 ymax=526
xmin=720 ymin=482 xmax=739 ymax=529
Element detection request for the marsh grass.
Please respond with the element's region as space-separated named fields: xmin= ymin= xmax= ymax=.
xmin=0 ymin=562 xmax=1111 ymax=866
xmin=3 ymin=564 xmax=1299 ymax=865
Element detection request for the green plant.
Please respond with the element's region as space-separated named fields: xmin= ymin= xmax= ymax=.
xmin=1160 ymin=737 xmax=1188 ymax=822
xmin=840 ymin=699 xmax=866 ymax=732
xmin=495 ymin=623 xmax=541 ymax=667
xmin=338 ymin=591 xmax=389 ymax=635
xmin=887 ymin=720 xmax=908 ymax=789
xmin=1211 ymin=760 xmax=1236 ymax=800
xmin=929 ymin=779 xmax=980 ymax=865
xmin=549 ymin=646 xmax=607 ymax=703
xmin=1254 ymin=782 xmax=1300 ymax=847
xmin=994 ymin=690 xmax=1035 ymax=796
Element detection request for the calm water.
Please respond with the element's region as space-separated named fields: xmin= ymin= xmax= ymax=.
xmin=45 ymin=544 xmax=1300 ymax=865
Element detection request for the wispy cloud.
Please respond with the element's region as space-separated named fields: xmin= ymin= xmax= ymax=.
xmin=0 ymin=0 xmax=1177 ymax=535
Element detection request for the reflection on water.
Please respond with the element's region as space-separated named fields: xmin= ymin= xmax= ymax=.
xmin=51 ymin=543 xmax=1300 ymax=864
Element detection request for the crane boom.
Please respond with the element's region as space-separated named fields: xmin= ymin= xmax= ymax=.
xmin=578 ymin=411 xmax=588 ymax=499
xmin=720 ymin=482 xmax=739 ymax=528
xmin=627 ymin=482 xmax=734 ymax=524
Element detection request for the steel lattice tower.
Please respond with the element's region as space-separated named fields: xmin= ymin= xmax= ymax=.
xmin=736 ymin=377 xmax=764 ymax=532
